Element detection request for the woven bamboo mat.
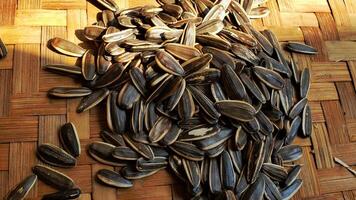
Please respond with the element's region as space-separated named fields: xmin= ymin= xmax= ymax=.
xmin=1 ymin=0 xmax=356 ymax=199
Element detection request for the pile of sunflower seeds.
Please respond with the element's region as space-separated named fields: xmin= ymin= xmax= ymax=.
xmin=0 ymin=38 xmax=7 ymax=59
xmin=5 ymin=0 xmax=318 ymax=199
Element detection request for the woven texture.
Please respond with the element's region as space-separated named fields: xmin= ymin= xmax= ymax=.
xmin=1 ymin=0 xmax=356 ymax=199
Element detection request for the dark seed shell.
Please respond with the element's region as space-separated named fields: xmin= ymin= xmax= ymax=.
xmin=32 ymin=165 xmax=74 ymax=190
xmin=59 ymin=122 xmax=81 ymax=157
xmin=215 ymin=100 xmax=256 ymax=122
xmin=37 ymin=143 xmax=76 ymax=168
xmin=302 ymin=104 xmax=312 ymax=137
xmin=96 ymin=169 xmax=133 ymax=188
xmin=82 ymin=49 xmax=97 ymax=81
xmin=50 ymin=37 xmax=85 ymax=57
xmin=77 ymin=88 xmax=110 ymax=113
xmin=286 ymin=42 xmax=317 ymax=55
xmin=5 ymin=174 xmax=37 ymax=200
xmin=42 ymin=188 xmax=81 ymax=200
xmin=254 ymin=66 xmax=285 ymax=89
xmin=48 ymin=87 xmax=92 ymax=98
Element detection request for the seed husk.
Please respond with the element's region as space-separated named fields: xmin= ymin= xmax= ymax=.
xmin=37 ymin=143 xmax=76 ymax=168
xmin=170 ymin=141 xmax=204 ymax=161
xmin=215 ymin=100 xmax=256 ymax=122
xmin=285 ymin=165 xmax=302 ymax=187
xmin=0 ymin=38 xmax=8 ymax=59
xmin=300 ymin=68 xmax=311 ymax=98
xmin=231 ymin=43 xmax=259 ymax=65
xmin=149 ymin=116 xmax=172 ymax=143
xmin=202 ymin=46 xmax=235 ymax=70
xmin=32 ymin=164 xmax=74 ymax=190
xmin=155 ymin=49 xmax=185 ymax=76
xmin=280 ymin=179 xmax=303 ymax=200
xmin=221 ymin=64 xmax=247 ymax=100
xmin=59 ymin=122 xmax=81 ymax=157
xmin=164 ymin=43 xmax=201 ymax=61
xmin=189 ymin=86 xmax=221 ymax=120
xmin=42 ymin=188 xmax=81 ymax=200
xmin=50 ymin=37 xmax=85 ymax=57
xmin=100 ymin=130 xmax=126 ymax=147
xmin=129 ymin=66 xmax=147 ymax=96
xmin=137 ymin=157 xmax=167 ymax=171
xmin=181 ymin=21 xmax=196 ymax=46
xmin=117 ymin=81 xmax=140 ymax=109
xmin=48 ymin=87 xmax=92 ymax=98
xmin=121 ymin=166 xmax=160 ymax=180
xmin=209 ymin=158 xmax=222 ymax=194
xmin=5 ymin=174 xmax=37 ymax=200
xmin=178 ymin=89 xmax=195 ymax=120
xmin=285 ymin=116 xmax=302 ymax=145
xmin=289 ymin=98 xmax=308 ymax=119
xmin=196 ymin=34 xmax=231 ymax=50
xmin=262 ymin=163 xmax=288 ymax=182
xmin=241 ymin=175 xmax=265 ymax=200
xmin=254 ymin=66 xmax=285 ymax=89
xmin=96 ymin=169 xmax=133 ymax=188
xmin=77 ymin=88 xmax=110 ymax=113
xmin=123 ymin=133 xmax=155 ymax=160
xmin=302 ymin=104 xmax=312 ymax=137
xmin=195 ymin=128 xmax=233 ymax=150
xmin=183 ymin=159 xmax=201 ymax=188
xmin=261 ymin=173 xmax=282 ymax=200
xmin=286 ymin=42 xmax=318 ymax=55
xmin=88 ymin=141 xmax=128 ymax=166
xmin=196 ymin=19 xmax=224 ymax=35
xmin=43 ymin=64 xmax=82 ymax=75
xmin=82 ymin=49 xmax=97 ymax=81
xmin=278 ymin=145 xmax=303 ymax=162
xmin=108 ymin=91 xmax=128 ymax=134
xmin=84 ymin=26 xmax=106 ymax=41
xmin=112 ymin=146 xmax=140 ymax=160
xmin=220 ymin=150 xmax=236 ymax=189
xmin=94 ymin=63 xmax=124 ymax=88
xmin=246 ymin=140 xmax=266 ymax=183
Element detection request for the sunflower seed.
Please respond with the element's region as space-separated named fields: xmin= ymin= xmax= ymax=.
xmin=170 ymin=141 xmax=204 ymax=161
xmin=278 ymin=145 xmax=303 ymax=162
xmin=50 ymin=37 xmax=85 ymax=57
xmin=209 ymin=158 xmax=222 ymax=194
xmin=241 ymin=174 xmax=265 ymax=200
xmin=302 ymin=103 xmax=312 ymax=137
xmin=59 ymin=122 xmax=81 ymax=157
xmin=100 ymin=130 xmax=126 ymax=146
xmin=5 ymin=174 xmax=37 ymax=200
xmin=165 ymin=43 xmax=201 ymax=61
xmin=155 ymin=49 xmax=184 ymax=76
xmin=220 ymin=150 xmax=236 ymax=189
xmin=300 ymin=68 xmax=311 ymax=98
xmin=32 ymin=164 xmax=74 ymax=190
xmin=42 ymin=188 xmax=81 ymax=200
xmin=43 ymin=64 xmax=82 ymax=75
xmin=82 ymin=50 xmax=97 ymax=80
xmin=121 ymin=165 xmax=160 ymax=180
xmin=280 ymin=179 xmax=303 ymax=200
xmin=48 ymin=87 xmax=92 ymax=98
xmin=77 ymin=88 xmax=109 ymax=113
xmin=286 ymin=42 xmax=317 ymax=55
xmin=0 ymin=38 xmax=7 ymax=59
xmin=215 ymin=100 xmax=256 ymax=122
xmin=96 ymin=169 xmax=133 ymax=188
xmin=254 ymin=66 xmax=285 ymax=89
xmin=88 ymin=141 xmax=128 ymax=166
xmin=37 ymin=143 xmax=76 ymax=168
